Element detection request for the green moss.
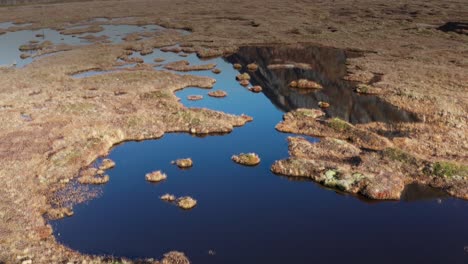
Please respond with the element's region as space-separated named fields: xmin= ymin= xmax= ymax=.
xmin=328 ymin=118 xmax=352 ymax=132
xmin=383 ymin=148 xmax=418 ymax=165
xmin=432 ymin=162 xmax=468 ymax=178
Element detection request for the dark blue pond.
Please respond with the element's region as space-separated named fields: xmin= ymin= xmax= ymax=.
xmin=52 ymin=45 xmax=468 ymax=264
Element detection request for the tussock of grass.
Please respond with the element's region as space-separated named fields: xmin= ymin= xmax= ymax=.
xmin=432 ymin=162 xmax=468 ymax=178
xmin=383 ymin=148 xmax=418 ymax=165
xmin=328 ymin=117 xmax=352 ymax=132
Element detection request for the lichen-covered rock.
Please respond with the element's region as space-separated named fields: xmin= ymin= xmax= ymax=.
xmin=145 ymin=170 xmax=167 ymax=182
xmin=208 ymin=90 xmax=227 ymax=98
xmin=173 ymin=158 xmax=193 ymax=168
xmin=47 ymin=207 xmax=74 ymax=220
xmin=160 ymin=193 xmax=176 ymax=202
xmin=99 ymin=158 xmax=115 ymax=170
xmin=232 ymin=153 xmax=261 ymax=166
xmin=177 ymin=196 xmax=197 ymax=209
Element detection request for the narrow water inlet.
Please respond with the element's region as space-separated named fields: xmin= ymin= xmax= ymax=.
xmin=49 ymin=43 xmax=468 ymax=264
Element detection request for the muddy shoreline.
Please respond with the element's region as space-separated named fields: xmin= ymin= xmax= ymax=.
xmin=0 ymin=0 xmax=467 ymax=263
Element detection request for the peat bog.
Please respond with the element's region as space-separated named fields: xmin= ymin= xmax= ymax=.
xmin=50 ymin=44 xmax=467 ymax=263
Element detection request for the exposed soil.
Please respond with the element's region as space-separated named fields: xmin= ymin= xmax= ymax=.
xmin=0 ymin=0 xmax=467 ymax=263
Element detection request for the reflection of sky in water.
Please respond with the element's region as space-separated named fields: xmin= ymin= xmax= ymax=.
xmin=0 ymin=24 xmax=175 ymax=67
xmin=53 ymin=47 xmax=468 ymax=264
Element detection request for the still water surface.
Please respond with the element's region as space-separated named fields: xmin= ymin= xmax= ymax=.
xmin=51 ymin=45 xmax=467 ymax=264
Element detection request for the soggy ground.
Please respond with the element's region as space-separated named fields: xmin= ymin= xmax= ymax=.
xmin=0 ymin=0 xmax=467 ymax=263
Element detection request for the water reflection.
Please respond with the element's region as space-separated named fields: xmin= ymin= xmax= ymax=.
xmin=227 ymin=45 xmax=419 ymax=124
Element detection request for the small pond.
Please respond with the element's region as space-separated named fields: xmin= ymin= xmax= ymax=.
xmin=51 ymin=44 xmax=468 ymax=263
xmin=0 ymin=23 xmax=182 ymax=68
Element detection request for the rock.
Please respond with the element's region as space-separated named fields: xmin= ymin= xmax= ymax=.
xmin=173 ymin=158 xmax=193 ymax=168
xmin=249 ymin=85 xmax=263 ymax=93
xmin=187 ymin=95 xmax=203 ymax=101
xmin=160 ymin=193 xmax=176 ymax=202
xmin=247 ymin=63 xmax=259 ymax=71
xmin=289 ymin=80 xmax=298 ymax=87
xmin=47 ymin=207 xmax=74 ymax=220
xmin=21 ymin=260 xmax=32 ymax=264
xmin=232 ymin=153 xmax=261 ymax=166
xmin=239 ymin=79 xmax=250 ymax=86
xmin=99 ymin=158 xmax=115 ymax=170
xmin=233 ymin=63 xmax=242 ymax=70
xmin=208 ymin=90 xmax=227 ymax=98
xmin=236 ymin=73 xmax=251 ymax=81
xmin=177 ymin=196 xmax=197 ymax=209
xmin=154 ymin=58 xmax=165 ymax=63
xmin=212 ymin=68 xmax=221 ymax=74
xmin=318 ymin=101 xmax=330 ymax=108
xmin=145 ymin=170 xmax=167 ymax=182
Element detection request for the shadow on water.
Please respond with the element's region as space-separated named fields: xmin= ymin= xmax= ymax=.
xmin=50 ymin=44 xmax=467 ymax=264
xmin=226 ymin=45 xmax=419 ymax=124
